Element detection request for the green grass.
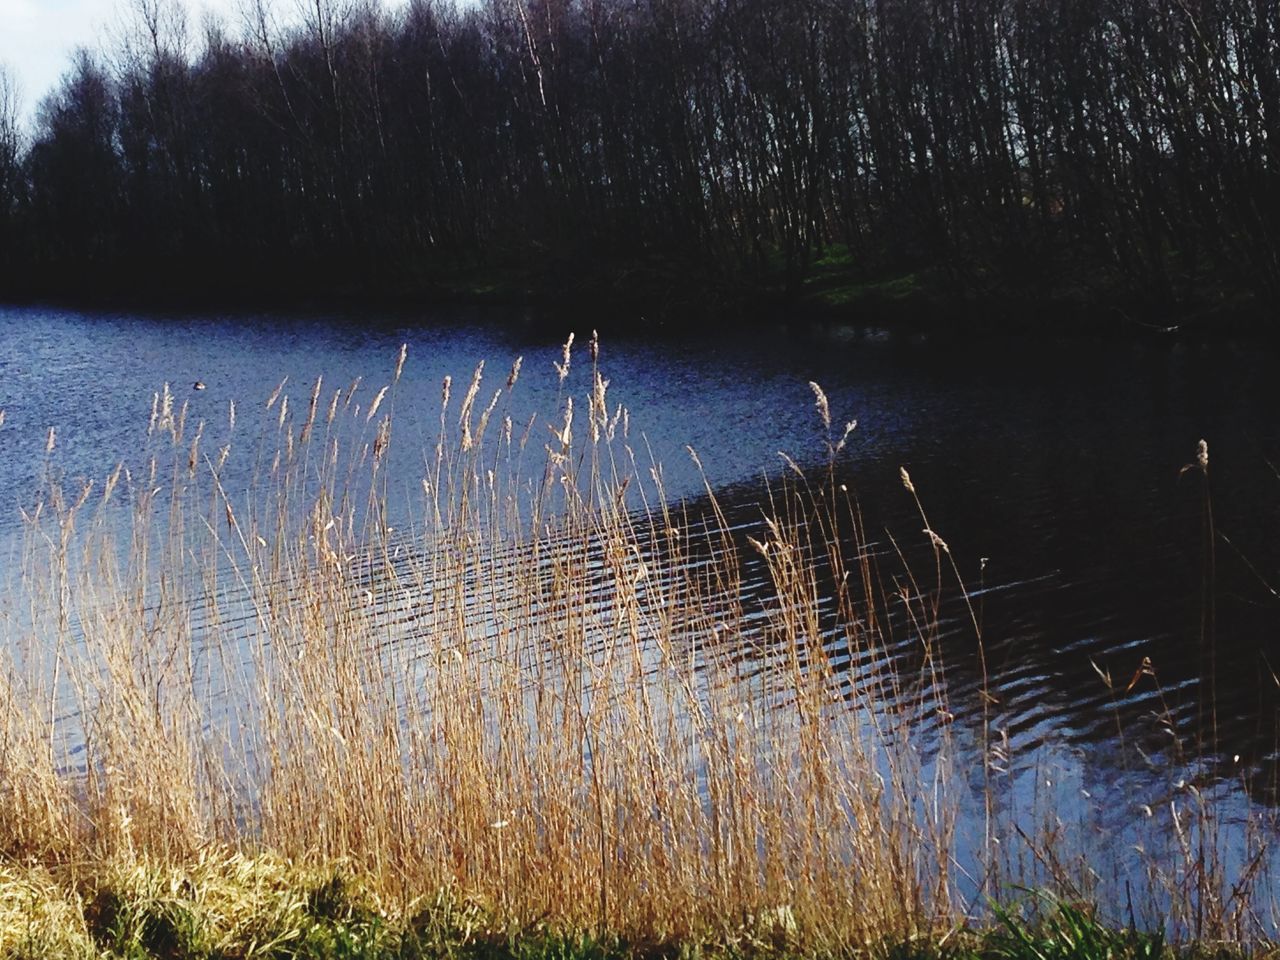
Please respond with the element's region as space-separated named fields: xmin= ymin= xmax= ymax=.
xmin=1 ymin=859 xmax=1251 ymax=960
xmin=797 ymin=245 xmax=931 ymax=309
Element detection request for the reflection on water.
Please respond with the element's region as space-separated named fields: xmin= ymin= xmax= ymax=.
xmin=1 ymin=302 xmax=1278 ymax=922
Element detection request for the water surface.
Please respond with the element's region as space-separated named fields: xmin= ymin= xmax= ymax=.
xmin=1 ymin=302 xmax=1277 ymax=916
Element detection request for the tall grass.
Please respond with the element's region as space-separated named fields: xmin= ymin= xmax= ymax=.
xmin=0 ymin=336 xmax=1272 ymax=952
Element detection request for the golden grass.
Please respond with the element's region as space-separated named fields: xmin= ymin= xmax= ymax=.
xmin=0 ymin=862 xmax=94 ymax=958
xmin=0 ymin=334 xmax=1272 ymax=951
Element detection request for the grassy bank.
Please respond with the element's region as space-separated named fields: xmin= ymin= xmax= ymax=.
xmin=0 ymin=856 xmax=1204 ymax=960
xmin=0 ymin=337 xmax=1274 ymax=957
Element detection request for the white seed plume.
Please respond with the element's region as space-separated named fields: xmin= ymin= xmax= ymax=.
xmin=809 ymin=381 xmax=831 ymax=431
xmin=366 ymin=386 xmax=389 ymax=423
xmin=394 ymin=343 xmax=408 ymax=382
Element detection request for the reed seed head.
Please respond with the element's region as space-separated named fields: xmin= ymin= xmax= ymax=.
xmin=809 ymin=381 xmax=831 ymax=431
xmin=394 ymin=343 xmax=408 ymax=383
xmin=555 ymin=333 xmax=575 ymax=383
xmin=267 ymin=377 xmax=287 ymax=410
xmin=367 ymin=386 xmax=389 ymax=423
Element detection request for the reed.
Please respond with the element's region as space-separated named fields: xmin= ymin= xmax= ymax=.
xmin=0 ymin=337 xmax=1272 ymax=955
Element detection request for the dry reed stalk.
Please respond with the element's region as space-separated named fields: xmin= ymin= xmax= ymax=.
xmin=0 ymin=346 xmax=1272 ymax=951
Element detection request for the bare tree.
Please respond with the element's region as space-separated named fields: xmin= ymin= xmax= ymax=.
xmin=0 ymin=64 xmax=21 ymax=204
xmin=1 ymin=0 xmax=1276 ymax=316
xmin=0 ymin=63 xmax=24 ymax=278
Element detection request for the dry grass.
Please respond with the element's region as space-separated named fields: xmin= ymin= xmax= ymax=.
xmin=0 ymin=335 xmax=1273 ymax=953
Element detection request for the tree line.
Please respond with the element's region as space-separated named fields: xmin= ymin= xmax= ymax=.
xmin=0 ymin=0 xmax=1276 ymax=318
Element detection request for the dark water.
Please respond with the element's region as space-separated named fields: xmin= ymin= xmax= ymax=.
xmin=1 ymin=303 xmax=1278 ymax=912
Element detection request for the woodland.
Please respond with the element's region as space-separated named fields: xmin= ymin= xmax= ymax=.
xmin=0 ymin=0 xmax=1276 ymax=322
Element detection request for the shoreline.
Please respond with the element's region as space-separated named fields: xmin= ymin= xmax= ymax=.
xmin=0 ymin=258 xmax=1273 ymax=342
xmin=0 ymin=856 xmax=1251 ymax=960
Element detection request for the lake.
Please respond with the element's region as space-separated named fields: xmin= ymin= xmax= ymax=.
xmin=1 ymin=302 xmax=1277 ymax=925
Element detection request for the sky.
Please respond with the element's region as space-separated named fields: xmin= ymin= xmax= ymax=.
xmin=0 ymin=0 xmax=408 ymax=128
xmin=0 ymin=0 xmax=236 ymax=124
